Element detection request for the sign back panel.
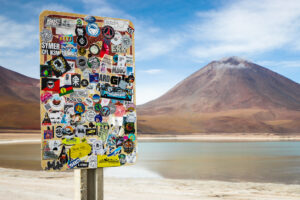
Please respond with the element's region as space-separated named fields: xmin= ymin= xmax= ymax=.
xmin=39 ymin=10 xmax=136 ymax=171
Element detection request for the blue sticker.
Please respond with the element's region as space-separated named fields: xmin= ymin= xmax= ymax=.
xmin=86 ymin=23 xmax=100 ymax=37
xmin=84 ymin=16 xmax=96 ymax=23
xmin=74 ymin=103 xmax=85 ymax=114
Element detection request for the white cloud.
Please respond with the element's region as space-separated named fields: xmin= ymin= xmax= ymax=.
xmin=0 ymin=15 xmax=37 ymax=49
xmin=141 ymin=69 xmax=164 ymax=74
xmin=188 ymin=0 xmax=300 ymax=59
xmin=257 ymin=60 xmax=300 ymax=68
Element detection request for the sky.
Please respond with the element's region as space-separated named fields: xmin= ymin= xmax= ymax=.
xmin=0 ymin=0 xmax=300 ymax=104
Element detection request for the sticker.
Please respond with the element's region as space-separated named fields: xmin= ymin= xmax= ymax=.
xmin=74 ymin=103 xmax=85 ymax=114
xmin=86 ymin=110 xmax=96 ymax=122
xmin=50 ymin=54 xmax=71 ymax=77
xmin=40 ymin=29 xmax=53 ymax=42
xmin=89 ymin=73 xmax=99 ymax=83
xmin=87 ymin=56 xmax=100 ymax=69
xmin=92 ymin=94 xmax=101 ymax=103
xmin=119 ymin=154 xmax=126 ymax=165
xmin=117 ymin=55 xmax=126 ymax=68
xmin=58 ymin=34 xmax=73 ymax=44
xmin=84 ymin=15 xmax=96 ymax=23
xmin=41 ymin=92 xmax=53 ymax=103
xmin=56 ymin=126 xmax=63 ymax=138
xmin=125 ymin=122 xmax=135 ymax=134
xmin=95 ymin=114 xmax=102 ymax=123
xmin=49 ymin=94 xmax=65 ymax=111
xmin=40 ymin=65 xmax=52 ymax=77
xmin=111 ymin=31 xmax=122 ymax=45
xmin=41 ymin=42 xmax=60 ymax=56
xmin=104 ymin=19 xmax=129 ymax=32
xmin=126 ymin=55 xmax=133 ymax=65
xmin=127 ymin=26 xmax=134 ymax=35
xmin=92 ymin=140 xmax=105 ymax=155
xmin=123 ymin=139 xmax=134 ymax=153
xmin=41 ymin=78 xmax=60 ymax=92
xmin=97 ymin=155 xmax=120 ymax=167
xmin=86 ymin=23 xmax=101 ymax=37
xmin=102 ymin=25 xmax=115 ymax=39
xmin=86 ymin=128 xmax=97 ymax=136
xmin=69 ymin=142 xmax=92 ymax=159
xmin=100 ymin=39 xmax=110 ymax=58
xmin=121 ymin=35 xmax=132 ymax=49
xmin=99 ymin=74 xmax=110 ymax=83
xmin=88 ymin=155 xmax=97 ymax=168
xmin=76 ymin=56 xmax=88 ymax=70
xmin=81 ymin=79 xmax=89 ymax=87
xmin=76 ymin=18 xmax=83 ymax=26
xmin=128 ymin=133 xmax=136 ymax=141
xmin=68 ymin=158 xmax=81 ymax=169
xmin=85 ymin=98 xmax=93 ymax=106
xmin=44 ymin=127 xmax=54 ymax=139
xmin=112 ymin=66 xmax=126 ymax=75
xmin=126 ymin=66 xmax=133 ymax=75
xmin=71 ymin=74 xmax=81 ymax=88
xmin=75 ymin=26 xmax=86 ymax=36
xmin=75 ymin=125 xmax=86 ymax=137
xmin=111 ymin=44 xmax=127 ymax=53
xmin=77 ymin=162 xmax=89 ymax=168
xmin=61 ymin=43 xmax=77 ymax=59
xmin=77 ymin=36 xmax=88 ymax=47
xmin=78 ymin=47 xmax=86 ymax=56
xmin=100 ymin=106 xmax=110 ymax=117
xmin=59 ymin=85 xmax=74 ymax=96
xmin=100 ymin=85 xmax=132 ymax=101
xmin=89 ymin=44 xmax=100 ymax=55
xmin=49 ymin=111 xmax=63 ymax=124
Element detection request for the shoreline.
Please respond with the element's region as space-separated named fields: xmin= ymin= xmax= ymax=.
xmin=0 ymin=167 xmax=300 ymax=200
xmin=1 ymin=132 xmax=300 ymax=143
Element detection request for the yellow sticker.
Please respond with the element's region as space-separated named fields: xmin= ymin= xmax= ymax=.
xmin=97 ymin=155 xmax=120 ymax=167
xmin=69 ymin=142 xmax=92 ymax=159
xmin=62 ymin=137 xmax=81 ymax=145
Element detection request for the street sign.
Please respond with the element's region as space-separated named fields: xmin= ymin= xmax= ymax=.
xmin=39 ymin=10 xmax=136 ymax=171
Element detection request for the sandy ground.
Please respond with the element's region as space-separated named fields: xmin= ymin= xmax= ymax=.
xmin=0 ymin=167 xmax=300 ymax=200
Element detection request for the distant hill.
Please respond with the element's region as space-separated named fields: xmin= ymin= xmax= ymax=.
xmin=0 ymin=66 xmax=39 ymax=129
xmin=138 ymin=57 xmax=300 ymax=134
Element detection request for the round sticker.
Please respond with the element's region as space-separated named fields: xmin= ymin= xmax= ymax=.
xmin=100 ymin=106 xmax=110 ymax=117
xmin=84 ymin=15 xmax=96 ymax=23
xmin=121 ymin=35 xmax=132 ymax=49
xmin=49 ymin=94 xmax=65 ymax=110
xmin=81 ymin=79 xmax=89 ymax=87
xmin=77 ymin=36 xmax=88 ymax=46
xmin=76 ymin=56 xmax=87 ymax=70
xmin=111 ymin=31 xmax=122 ymax=45
xmin=86 ymin=23 xmax=100 ymax=37
xmin=128 ymin=133 xmax=136 ymax=141
xmin=113 ymin=54 xmax=118 ymax=63
xmin=87 ymin=56 xmax=100 ymax=69
xmin=40 ymin=29 xmax=53 ymax=42
xmin=125 ymin=123 xmax=135 ymax=132
xmin=56 ymin=126 xmax=63 ymax=138
xmin=95 ymin=114 xmax=102 ymax=123
xmin=85 ymin=110 xmax=96 ymax=122
xmin=78 ymin=47 xmax=86 ymax=56
xmin=89 ymin=44 xmax=100 ymax=55
xmin=94 ymin=103 xmax=102 ymax=112
xmin=102 ymin=25 xmax=115 ymax=39
xmin=123 ymin=140 xmax=134 ymax=153
xmin=92 ymin=94 xmax=100 ymax=103
xmin=128 ymin=75 xmax=135 ymax=83
xmin=74 ymin=103 xmax=85 ymax=114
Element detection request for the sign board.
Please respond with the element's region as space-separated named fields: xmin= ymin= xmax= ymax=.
xmin=39 ymin=10 xmax=136 ymax=171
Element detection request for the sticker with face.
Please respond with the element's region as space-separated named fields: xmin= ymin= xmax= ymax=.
xmin=49 ymin=112 xmax=62 ymax=124
xmin=49 ymin=94 xmax=65 ymax=110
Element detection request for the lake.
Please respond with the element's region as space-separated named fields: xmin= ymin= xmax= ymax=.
xmin=0 ymin=141 xmax=300 ymax=184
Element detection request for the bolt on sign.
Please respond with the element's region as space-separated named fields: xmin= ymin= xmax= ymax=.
xmin=39 ymin=10 xmax=137 ymax=171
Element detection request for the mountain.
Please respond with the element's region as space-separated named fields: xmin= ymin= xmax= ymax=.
xmin=138 ymin=57 xmax=300 ymax=134
xmin=0 ymin=66 xmax=40 ymax=129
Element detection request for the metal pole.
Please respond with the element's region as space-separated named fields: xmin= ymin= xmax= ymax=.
xmin=75 ymin=168 xmax=103 ymax=200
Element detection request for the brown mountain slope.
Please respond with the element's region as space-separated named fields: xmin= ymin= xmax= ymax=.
xmin=0 ymin=66 xmax=39 ymax=129
xmin=138 ymin=57 xmax=300 ymax=134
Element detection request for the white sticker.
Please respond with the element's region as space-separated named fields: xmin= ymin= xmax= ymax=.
xmin=104 ymin=19 xmax=129 ymax=32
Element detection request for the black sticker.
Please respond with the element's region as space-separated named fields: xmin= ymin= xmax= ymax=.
xmin=50 ymin=54 xmax=71 ymax=77
xmin=40 ymin=65 xmax=52 ymax=77
xmin=81 ymin=79 xmax=89 ymax=87
xmin=71 ymin=74 xmax=81 ymax=88
xmin=102 ymin=26 xmax=115 ymax=39
xmin=77 ymin=36 xmax=88 ymax=46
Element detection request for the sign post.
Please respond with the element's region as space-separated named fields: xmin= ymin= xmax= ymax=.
xmin=39 ymin=10 xmax=136 ymax=199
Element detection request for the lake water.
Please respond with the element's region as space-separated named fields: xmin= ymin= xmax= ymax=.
xmin=0 ymin=141 xmax=300 ymax=184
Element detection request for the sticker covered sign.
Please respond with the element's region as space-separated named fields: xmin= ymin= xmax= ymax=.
xmin=39 ymin=10 xmax=136 ymax=171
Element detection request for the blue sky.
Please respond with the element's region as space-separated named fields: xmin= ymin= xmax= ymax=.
xmin=0 ymin=0 xmax=300 ymax=104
